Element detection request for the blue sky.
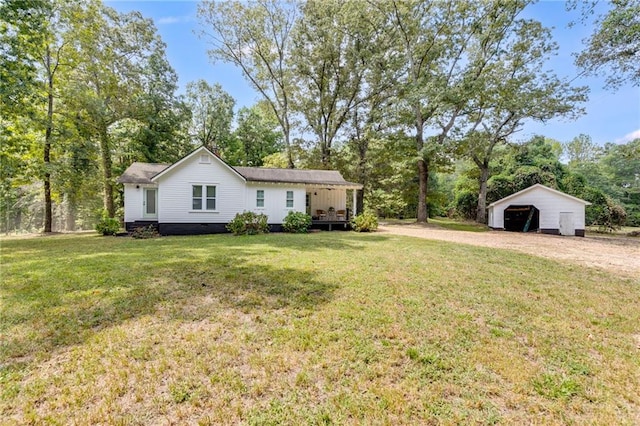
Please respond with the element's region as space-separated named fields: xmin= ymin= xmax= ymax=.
xmin=107 ymin=0 xmax=640 ymax=146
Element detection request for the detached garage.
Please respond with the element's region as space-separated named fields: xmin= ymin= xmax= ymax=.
xmin=487 ymin=184 xmax=591 ymax=237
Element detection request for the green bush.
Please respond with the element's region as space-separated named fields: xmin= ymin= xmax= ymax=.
xmin=226 ymin=211 xmax=270 ymax=235
xmin=130 ymin=225 xmax=159 ymax=239
xmin=583 ymin=187 xmax=627 ymax=231
xmin=95 ymin=216 xmax=120 ymax=236
xmin=453 ymin=190 xmax=478 ymax=220
xmin=351 ymin=211 xmax=378 ymax=232
xmin=282 ymin=211 xmax=312 ymax=233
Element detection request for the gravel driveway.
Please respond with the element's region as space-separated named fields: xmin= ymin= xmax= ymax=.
xmin=378 ymin=223 xmax=640 ymax=281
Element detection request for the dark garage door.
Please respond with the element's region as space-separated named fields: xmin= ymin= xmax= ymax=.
xmin=504 ymin=205 xmax=539 ymax=232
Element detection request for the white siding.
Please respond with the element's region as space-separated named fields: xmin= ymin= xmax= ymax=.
xmin=155 ymin=152 xmax=247 ymax=223
xmin=123 ymin=183 xmax=158 ymax=222
xmin=245 ymin=183 xmax=306 ymax=223
xmin=309 ymin=188 xmax=347 ymax=215
xmin=490 ymin=186 xmax=586 ymax=231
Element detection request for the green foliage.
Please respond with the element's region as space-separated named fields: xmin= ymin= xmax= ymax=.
xmin=233 ymin=102 xmax=284 ymax=166
xmin=226 ymin=211 xmax=270 ymax=235
xmin=351 ymin=211 xmax=378 ymax=232
xmin=582 ymin=188 xmax=627 ymax=232
xmin=453 ymin=190 xmax=478 ymax=220
xmin=185 ymin=79 xmax=238 ymax=161
xmin=282 ymin=211 xmax=312 ymax=233
xmin=130 ymin=225 xmax=159 ymax=239
xmin=532 ymin=373 xmax=581 ymax=400
xmin=95 ymin=215 xmax=120 ymax=236
xmin=575 ymin=0 xmax=640 ymax=88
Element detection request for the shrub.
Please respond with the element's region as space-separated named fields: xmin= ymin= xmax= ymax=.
xmin=130 ymin=225 xmax=159 ymax=239
xmin=352 ymin=211 xmax=378 ymax=232
xmin=583 ymin=187 xmax=627 ymax=231
xmin=282 ymin=211 xmax=312 ymax=233
xmin=95 ymin=216 xmax=120 ymax=236
xmin=453 ymin=190 xmax=478 ymax=220
xmin=226 ymin=211 xmax=270 ymax=235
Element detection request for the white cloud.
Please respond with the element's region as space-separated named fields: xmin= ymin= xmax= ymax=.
xmin=157 ymin=15 xmax=192 ymax=25
xmin=615 ymin=129 xmax=640 ymax=144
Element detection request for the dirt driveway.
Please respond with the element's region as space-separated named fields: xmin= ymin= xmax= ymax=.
xmin=378 ymin=223 xmax=640 ymax=281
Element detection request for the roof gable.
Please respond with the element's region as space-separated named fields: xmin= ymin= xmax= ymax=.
xmin=488 ymin=183 xmax=591 ymax=208
xmin=151 ymin=146 xmax=246 ymax=183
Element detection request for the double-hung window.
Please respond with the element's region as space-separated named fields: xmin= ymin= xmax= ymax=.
xmin=286 ymin=191 xmax=294 ymax=208
xmin=256 ymin=190 xmax=265 ymax=208
xmin=192 ymin=185 xmax=216 ymax=210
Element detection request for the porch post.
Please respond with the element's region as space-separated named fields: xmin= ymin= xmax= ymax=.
xmin=352 ymin=189 xmax=357 ymax=216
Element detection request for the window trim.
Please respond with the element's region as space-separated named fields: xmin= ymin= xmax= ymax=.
xmin=286 ymin=190 xmax=294 ymax=208
xmin=256 ymin=189 xmax=265 ymax=208
xmin=191 ymin=184 xmax=217 ymax=211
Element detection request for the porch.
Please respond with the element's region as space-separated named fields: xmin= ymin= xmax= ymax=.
xmin=305 ymin=185 xmax=360 ymax=231
xmin=311 ymin=208 xmax=354 ymax=231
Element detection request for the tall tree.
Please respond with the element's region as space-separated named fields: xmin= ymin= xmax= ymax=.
xmin=563 ymin=134 xmax=602 ymax=165
xmin=132 ymin=50 xmax=193 ymax=164
xmin=1 ymin=0 xmax=76 ymax=232
xmin=67 ymin=5 xmax=173 ymax=217
xmin=458 ymin=10 xmax=587 ymax=223
xmin=384 ymin=0 xmax=483 ymax=222
xmin=198 ymin=0 xmax=298 ymax=168
xmin=1 ymin=0 xmax=48 ymax=232
xmin=291 ymin=0 xmax=381 ymax=168
xmin=575 ymin=0 xmax=640 ymax=88
xmin=233 ymin=102 xmax=283 ymax=166
xmin=185 ymin=80 xmax=235 ymax=154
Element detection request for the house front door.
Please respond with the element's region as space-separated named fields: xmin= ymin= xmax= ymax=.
xmin=306 ymin=192 xmax=311 ymax=215
xmin=143 ymin=188 xmax=158 ymax=219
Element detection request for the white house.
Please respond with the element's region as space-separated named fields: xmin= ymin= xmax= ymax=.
xmin=117 ymin=146 xmax=362 ymax=235
xmin=487 ymin=184 xmax=591 ymax=237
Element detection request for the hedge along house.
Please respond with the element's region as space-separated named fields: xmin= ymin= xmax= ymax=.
xmin=487 ymin=184 xmax=591 ymax=237
xmin=117 ymin=146 xmax=362 ymax=235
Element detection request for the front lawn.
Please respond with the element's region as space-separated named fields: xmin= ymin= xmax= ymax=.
xmin=1 ymin=232 xmax=638 ymax=424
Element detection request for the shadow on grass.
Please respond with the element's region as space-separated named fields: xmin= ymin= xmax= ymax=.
xmin=0 ymin=232 xmax=378 ymax=370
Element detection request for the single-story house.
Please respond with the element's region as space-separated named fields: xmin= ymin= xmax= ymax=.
xmin=487 ymin=183 xmax=591 ymax=237
xmin=117 ymin=146 xmax=362 ymax=235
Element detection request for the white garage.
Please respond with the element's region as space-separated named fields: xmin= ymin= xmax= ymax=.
xmin=487 ymin=184 xmax=591 ymax=237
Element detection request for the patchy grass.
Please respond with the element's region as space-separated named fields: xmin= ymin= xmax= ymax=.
xmin=1 ymin=232 xmax=639 ymax=424
xmin=382 ymin=217 xmax=489 ymax=232
xmin=586 ymin=225 xmax=640 ymax=238
xmin=429 ymin=217 xmax=489 ymax=232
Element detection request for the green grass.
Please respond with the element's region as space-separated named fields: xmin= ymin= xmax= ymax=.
xmin=586 ymin=225 xmax=640 ymax=237
xmin=429 ymin=217 xmax=489 ymax=232
xmin=1 ymin=232 xmax=639 ymax=424
xmin=382 ymin=217 xmax=489 ymax=232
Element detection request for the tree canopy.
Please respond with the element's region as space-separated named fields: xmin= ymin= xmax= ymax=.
xmin=1 ymin=0 xmax=636 ymax=233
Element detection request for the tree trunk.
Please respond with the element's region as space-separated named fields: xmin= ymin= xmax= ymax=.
xmin=417 ymin=158 xmax=429 ymax=222
xmin=321 ymin=143 xmax=331 ymax=168
xmin=43 ymin=46 xmax=54 ymax=233
xmin=415 ymin=109 xmax=428 ymax=223
xmin=65 ymin=193 xmax=77 ymax=231
xmin=99 ymin=128 xmax=116 ymax=217
xmin=356 ymin=138 xmax=368 ymax=215
xmin=476 ymin=164 xmax=490 ymax=224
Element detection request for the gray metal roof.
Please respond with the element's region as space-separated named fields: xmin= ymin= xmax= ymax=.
xmin=117 ymin=162 xmax=169 ymax=184
xmin=117 ymin=161 xmax=361 ymax=188
xmin=234 ymin=167 xmax=361 ymax=187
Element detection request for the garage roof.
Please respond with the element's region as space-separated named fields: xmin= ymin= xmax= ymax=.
xmin=488 ymin=184 xmax=591 ymax=208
